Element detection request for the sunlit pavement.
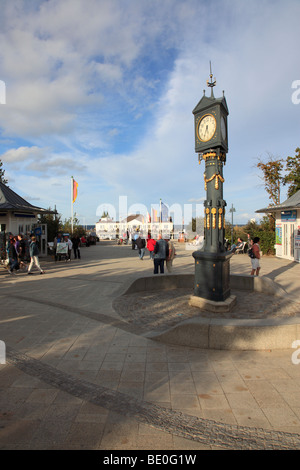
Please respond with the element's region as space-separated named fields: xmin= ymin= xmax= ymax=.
xmin=0 ymin=242 xmax=300 ymax=450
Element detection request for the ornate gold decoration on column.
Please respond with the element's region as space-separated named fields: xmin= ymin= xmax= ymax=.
xmin=211 ymin=208 xmax=217 ymax=229
xmin=204 ymin=172 xmax=225 ymax=191
xmin=218 ymin=208 xmax=223 ymax=229
xmin=205 ymin=208 xmax=210 ymax=229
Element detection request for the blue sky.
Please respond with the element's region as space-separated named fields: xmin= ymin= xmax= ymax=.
xmin=0 ymin=0 xmax=299 ymax=227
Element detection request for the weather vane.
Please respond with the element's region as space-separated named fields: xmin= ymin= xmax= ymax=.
xmin=206 ymin=61 xmax=216 ymax=97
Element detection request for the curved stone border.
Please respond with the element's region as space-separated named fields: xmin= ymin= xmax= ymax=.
xmin=122 ymin=274 xmax=300 ymax=350
xmin=122 ymin=273 xmax=287 ymax=297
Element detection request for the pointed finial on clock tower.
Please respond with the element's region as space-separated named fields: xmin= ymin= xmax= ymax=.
xmin=206 ymin=61 xmax=216 ymax=98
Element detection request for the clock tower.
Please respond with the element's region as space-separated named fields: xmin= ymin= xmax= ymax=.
xmin=189 ymin=65 xmax=235 ymax=309
xmin=193 ymin=66 xmax=229 ymax=156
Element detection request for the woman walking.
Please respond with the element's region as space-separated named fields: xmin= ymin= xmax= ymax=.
xmin=28 ymin=237 xmax=45 ymax=275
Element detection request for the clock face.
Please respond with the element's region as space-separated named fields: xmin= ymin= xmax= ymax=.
xmin=197 ymin=114 xmax=216 ymax=142
xmin=221 ymin=116 xmax=226 ymax=140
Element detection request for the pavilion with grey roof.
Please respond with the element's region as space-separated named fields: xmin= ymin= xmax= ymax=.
xmin=256 ymin=190 xmax=300 ymax=262
xmin=0 ymin=181 xmax=54 ymax=258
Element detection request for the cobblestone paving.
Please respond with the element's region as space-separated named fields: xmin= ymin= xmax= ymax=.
xmin=6 ymin=346 xmax=300 ymax=450
xmin=113 ymin=288 xmax=300 ymax=333
xmin=2 ymin=247 xmax=300 ymax=450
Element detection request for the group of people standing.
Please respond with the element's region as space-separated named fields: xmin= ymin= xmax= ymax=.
xmin=53 ymin=233 xmax=82 ymax=261
xmin=5 ymin=231 xmax=88 ymax=275
xmin=132 ymin=232 xmax=176 ymax=274
xmin=6 ymin=233 xmax=45 ymax=275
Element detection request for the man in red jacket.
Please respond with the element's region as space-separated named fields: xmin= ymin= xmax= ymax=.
xmin=146 ymin=235 xmax=156 ymax=259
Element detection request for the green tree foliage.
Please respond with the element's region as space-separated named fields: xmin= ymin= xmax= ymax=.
xmin=225 ymin=218 xmax=275 ymax=255
xmin=0 ymin=159 xmax=8 ymax=185
xmin=283 ymin=147 xmax=300 ymax=197
xmin=257 ymin=155 xmax=284 ymax=205
xmin=38 ymin=210 xmax=61 ymax=242
xmin=244 ymin=216 xmax=275 ymax=255
xmin=257 ymin=148 xmax=300 ymax=204
xmin=59 ymin=214 xmax=86 ymax=237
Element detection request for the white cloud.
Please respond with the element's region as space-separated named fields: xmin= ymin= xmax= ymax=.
xmin=0 ymin=0 xmax=299 ymax=225
xmin=1 ymin=146 xmax=47 ymax=162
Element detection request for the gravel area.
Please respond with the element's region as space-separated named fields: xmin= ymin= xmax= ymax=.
xmin=113 ymin=288 xmax=300 ymax=332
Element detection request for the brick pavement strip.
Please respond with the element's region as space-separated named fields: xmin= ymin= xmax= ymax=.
xmin=6 ymin=346 xmax=300 ymax=450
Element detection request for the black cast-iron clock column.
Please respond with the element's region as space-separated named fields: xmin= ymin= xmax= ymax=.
xmin=190 ymin=65 xmax=234 ymax=306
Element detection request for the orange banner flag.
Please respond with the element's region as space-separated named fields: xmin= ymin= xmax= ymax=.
xmin=73 ymin=179 xmax=78 ymax=203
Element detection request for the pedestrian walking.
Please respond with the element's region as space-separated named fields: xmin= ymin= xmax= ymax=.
xmin=147 ymin=234 xmax=156 ymax=259
xmin=166 ymin=239 xmax=176 ymax=272
xmin=135 ymin=235 xmax=146 ymax=260
xmin=28 ymin=236 xmax=45 ymax=275
xmin=16 ymin=234 xmax=28 ymax=270
xmin=7 ymin=236 xmax=19 ymax=274
xmin=153 ymin=234 xmax=169 ymax=274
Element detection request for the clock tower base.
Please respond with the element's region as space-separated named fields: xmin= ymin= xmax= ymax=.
xmin=189 ymin=293 xmax=236 ymax=313
xmin=191 ymin=250 xmax=234 ymax=308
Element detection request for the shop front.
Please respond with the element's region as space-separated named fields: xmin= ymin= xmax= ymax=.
xmin=257 ymin=191 xmax=300 ymax=263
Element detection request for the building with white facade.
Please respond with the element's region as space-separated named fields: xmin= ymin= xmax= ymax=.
xmin=0 ymin=181 xmax=53 ymax=258
xmin=95 ymin=214 xmax=174 ymax=240
xmin=256 ymin=190 xmax=300 ymax=262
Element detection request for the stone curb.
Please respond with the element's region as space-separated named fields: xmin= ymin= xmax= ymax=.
xmin=121 ymin=273 xmax=300 ymax=350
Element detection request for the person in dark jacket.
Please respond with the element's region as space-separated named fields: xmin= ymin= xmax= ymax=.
xmin=153 ymin=234 xmax=169 ymax=274
xmin=72 ymin=235 xmax=81 ymax=259
xmin=28 ymin=236 xmax=45 ymax=275
xmin=135 ymin=235 xmax=146 ymax=260
xmin=7 ymin=236 xmax=19 ymax=274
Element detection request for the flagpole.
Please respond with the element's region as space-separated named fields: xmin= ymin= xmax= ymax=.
xmin=71 ymin=176 xmax=73 ymax=234
xmin=160 ymin=198 xmax=162 ymax=233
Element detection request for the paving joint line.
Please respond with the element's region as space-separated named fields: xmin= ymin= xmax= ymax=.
xmin=5 ymin=346 xmax=300 ymax=450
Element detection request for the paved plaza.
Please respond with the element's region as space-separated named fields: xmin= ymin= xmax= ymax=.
xmin=0 ymin=241 xmax=300 ymax=450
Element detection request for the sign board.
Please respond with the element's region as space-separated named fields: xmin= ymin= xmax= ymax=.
xmin=275 ymin=225 xmax=282 ymax=245
xmin=295 ymin=236 xmax=300 ymax=250
xmin=34 ymin=227 xmax=42 ymax=236
xmin=281 ymin=210 xmax=297 ymax=221
xmin=56 ymin=242 xmax=68 ymax=254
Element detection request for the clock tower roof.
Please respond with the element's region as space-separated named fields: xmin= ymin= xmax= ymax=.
xmin=192 ymin=92 xmax=229 ymax=116
xmin=193 ymin=63 xmax=229 ymax=116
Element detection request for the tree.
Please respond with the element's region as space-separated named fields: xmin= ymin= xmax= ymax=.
xmin=0 ymin=159 xmax=8 ymax=185
xmin=38 ymin=210 xmax=61 ymax=242
xmin=59 ymin=214 xmax=86 ymax=237
xmin=283 ymin=147 xmax=300 ymax=198
xmin=243 ymin=217 xmax=275 ymax=255
xmin=257 ymin=154 xmax=284 ymax=205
